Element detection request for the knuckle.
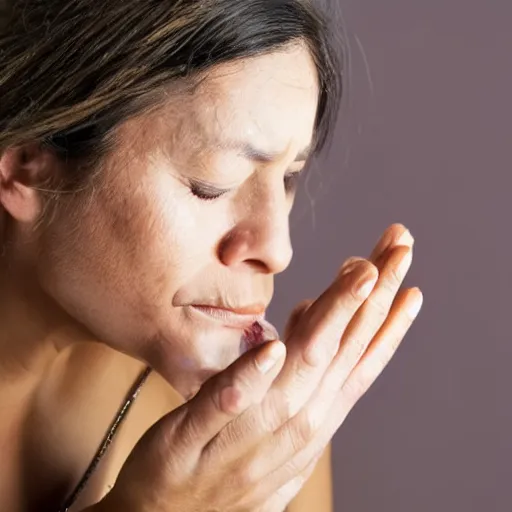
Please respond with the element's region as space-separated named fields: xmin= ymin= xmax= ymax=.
xmin=217 ymin=384 xmax=247 ymax=416
xmin=363 ymin=260 xmax=379 ymax=276
xmin=301 ymin=340 xmax=326 ymax=369
xmin=261 ymin=389 xmax=289 ymax=431
xmin=236 ymin=463 xmax=258 ymax=488
xmin=358 ymin=260 xmax=379 ymax=278
xmin=387 ymin=265 xmax=403 ymax=288
xmin=337 ymin=259 xmax=379 ymax=301
xmin=285 ymin=422 xmax=307 ymax=454
xmin=233 ymin=371 xmax=256 ymax=397
xmin=291 ymin=413 xmax=317 ymax=449
xmin=348 ymin=262 xmax=378 ymax=299
xmin=365 ymin=293 xmax=390 ymax=320
xmin=345 ymin=336 xmax=368 ymax=361
xmin=346 ymin=259 xmax=375 ymax=279
xmin=208 ymin=386 xmax=228 ymax=414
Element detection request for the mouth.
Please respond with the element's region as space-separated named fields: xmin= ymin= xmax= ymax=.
xmin=190 ymin=305 xmax=266 ymax=326
xmin=189 ymin=305 xmax=279 ymax=348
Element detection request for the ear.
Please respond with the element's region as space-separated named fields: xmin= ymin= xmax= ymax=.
xmin=0 ymin=142 xmax=59 ymax=223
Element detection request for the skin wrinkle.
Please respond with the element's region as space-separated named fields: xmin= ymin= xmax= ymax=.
xmin=0 ymin=46 xmax=323 ymax=508
xmin=65 ymin=48 xmax=308 ymax=384
xmin=0 ymin=0 xmax=343 ymax=506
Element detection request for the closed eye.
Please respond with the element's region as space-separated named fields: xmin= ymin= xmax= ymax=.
xmin=189 ymin=170 xmax=303 ymax=201
xmin=189 ymin=179 xmax=229 ymax=201
xmin=284 ymin=170 xmax=303 ymax=193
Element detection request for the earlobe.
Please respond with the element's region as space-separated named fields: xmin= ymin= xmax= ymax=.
xmin=0 ymin=143 xmax=55 ymax=223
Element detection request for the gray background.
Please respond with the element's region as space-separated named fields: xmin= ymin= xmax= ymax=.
xmin=268 ymin=1 xmax=512 ymax=511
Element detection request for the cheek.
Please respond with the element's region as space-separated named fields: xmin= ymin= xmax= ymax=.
xmin=79 ymin=184 xmax=193 ymax=310
xmin=36 ymin=176 xmax=225 ymax=345
xmin=35 ymin=188 xmax=176 ymax=339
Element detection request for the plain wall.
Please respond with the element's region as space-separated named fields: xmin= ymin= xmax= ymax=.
xmin=268 ymin=1 xmax=512 ymax=510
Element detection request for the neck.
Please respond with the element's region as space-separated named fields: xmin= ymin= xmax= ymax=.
xmin=0 ymin=256 xmax=90 ymax=385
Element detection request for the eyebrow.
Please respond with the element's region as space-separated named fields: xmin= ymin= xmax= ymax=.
xmin=217 ymin=140 xmax=312 ymax=163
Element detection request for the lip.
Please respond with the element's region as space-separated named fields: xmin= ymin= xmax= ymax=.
xmin=190 ymin=305 xmax=266 ymax=329
xmin=192 ymin=304 xmax=266 ymax=316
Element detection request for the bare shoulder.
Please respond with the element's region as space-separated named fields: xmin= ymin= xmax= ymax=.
xmin=16 ymin=344 xmax=182 ymax=511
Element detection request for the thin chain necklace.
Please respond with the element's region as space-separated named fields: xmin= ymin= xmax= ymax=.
xmin=58 ymin=365 xmax=153 ymax=512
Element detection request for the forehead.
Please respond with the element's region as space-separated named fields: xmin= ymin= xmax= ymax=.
xmin=162 ymin=44 xmax=319 ymax=156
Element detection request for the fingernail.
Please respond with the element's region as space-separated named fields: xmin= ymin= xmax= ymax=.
xmin=407 ymin=291 xmax=423 ymax=318
xmin=358 ymin=274 xmax=379 ymax=299
xmin=396 ymin=229 xmax=414 ymax=248
xmin=256 ymin=341 xmax=286 ymax=374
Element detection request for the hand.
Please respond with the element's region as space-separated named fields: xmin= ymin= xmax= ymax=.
xmin=93 ymin=224 xmax=422 ymax=512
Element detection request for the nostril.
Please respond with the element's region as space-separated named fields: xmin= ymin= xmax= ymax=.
xmin=245 ymin=258 xmax=271 ymax=273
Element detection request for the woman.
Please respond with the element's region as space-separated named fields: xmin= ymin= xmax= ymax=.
xmin=0 ymin=1 xmax=423 ymax=511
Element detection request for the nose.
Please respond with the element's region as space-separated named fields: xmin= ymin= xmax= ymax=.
xmin=217 ymin=191 xmax=293 ymax=275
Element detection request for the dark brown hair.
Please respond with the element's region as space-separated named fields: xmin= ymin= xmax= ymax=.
xmin=0 ymin=0 xmax=342 ymax=190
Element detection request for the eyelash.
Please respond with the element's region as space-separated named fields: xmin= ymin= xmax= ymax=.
xmin=189 ymin=182 xmax=229 ymax=201
xmin=189 ymin=172 xmax=302 ymax=202
xmin=284 ymin=171 xmax=302 ymax=193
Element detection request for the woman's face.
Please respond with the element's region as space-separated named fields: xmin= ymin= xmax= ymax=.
xmin=38 ymin=45 xmax=319 ymax=396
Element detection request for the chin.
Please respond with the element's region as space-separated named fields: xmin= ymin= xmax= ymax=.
xmin=145 ymin=328 xmax=244 ymax=399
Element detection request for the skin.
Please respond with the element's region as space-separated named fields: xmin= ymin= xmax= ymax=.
xmin=0 ymin=44 xmax=318 ymax=399
xmin=0 ymin=43 xmax=329 ymax=511
xmin=287 ymin=447 xmax=332 ymax=512
xmin=0 ymin=42 xmax=422 ymax=512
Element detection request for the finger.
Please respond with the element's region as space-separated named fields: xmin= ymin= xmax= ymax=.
xmin=246 ymin=287 xmax=422 ymax=485
xmin=173 ymin=339 xmax=287 ymax=455
xmin=201 ymin=259 xmax=378 ymax=463
xmin=266 ymin=258 xmax=379 ymax=421
xmin=240 ymin=237 xmax=415 ymax=483
xmin=328 ymin=244 xmax=413 ymax=388
xmin=250 ymin=444 xmax=322 ymax=510
xmin=340 ymin=287 xmax=423 ymax=405
xmin=205 ymin=247 xmax=410 ymax=475
xmin=369 ymin=223 xmax=414 ymax=263
xmin=291 ymin=289 xmax=423 ymax=460
xmin=274 ymin=456 xmax=319 ymax=506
